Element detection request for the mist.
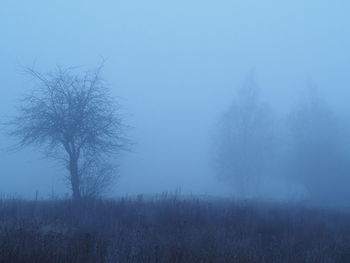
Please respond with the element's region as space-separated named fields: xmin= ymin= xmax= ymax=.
xmin=1 ymin=0 xmax=350 ymax=206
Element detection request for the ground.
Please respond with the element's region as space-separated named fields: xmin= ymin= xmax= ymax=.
xmin=0 ymin=196 xmax=349 ymax=263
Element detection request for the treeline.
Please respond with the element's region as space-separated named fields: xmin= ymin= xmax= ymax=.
xmin=213 ymin=71 xmax=350 ymax=206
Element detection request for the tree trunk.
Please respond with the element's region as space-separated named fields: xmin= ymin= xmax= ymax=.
xmin=69 ymin=155 xmax=81 ymax=200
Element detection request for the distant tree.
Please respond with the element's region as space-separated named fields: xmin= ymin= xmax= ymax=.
xmin=213 ymin=71 xmax=274 ymax=197
xmin=288 ymin=86 xmax=350 ymax=203
xmin=8 ymin=66 xmax=129 ymax=200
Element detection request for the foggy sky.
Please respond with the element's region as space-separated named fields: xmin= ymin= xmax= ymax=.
xmin=1 ymin=0 xmax=350 ymax=198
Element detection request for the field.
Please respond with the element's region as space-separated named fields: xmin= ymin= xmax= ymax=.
xmin=0 ymin=196 xmax=350 ymax=263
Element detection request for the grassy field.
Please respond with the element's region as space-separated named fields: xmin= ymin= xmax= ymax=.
xmin=0 ymin=196 xmax=349 ymax=263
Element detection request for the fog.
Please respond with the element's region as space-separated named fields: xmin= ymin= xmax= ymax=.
xmin=1 ymin=0 xmax=350 ymax=204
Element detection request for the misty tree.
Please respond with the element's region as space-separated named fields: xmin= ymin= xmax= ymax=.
xmin=213 ymin=71 xmax=274 ymax=197
xmin=288 ymin=86 xmax=350 ymax=203
xmin=8 ymin=66 xmax=129 ymax=200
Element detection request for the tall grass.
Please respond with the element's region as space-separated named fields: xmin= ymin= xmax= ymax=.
xmin=0 ymin=196 xmax=349 ymax=263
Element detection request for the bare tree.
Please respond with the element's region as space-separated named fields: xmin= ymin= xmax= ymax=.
xmin=8 ymin=66 xmax=129 ymax=200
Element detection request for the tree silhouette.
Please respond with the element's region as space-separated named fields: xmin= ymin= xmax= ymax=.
xmin=8 ymin=66 xmax=129 ymax=200
xmin=213 ymin=71 xmax=274 ymax=196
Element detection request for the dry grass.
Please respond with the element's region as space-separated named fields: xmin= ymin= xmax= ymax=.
xmin=0 ymin=196 xmax=349 ymax=263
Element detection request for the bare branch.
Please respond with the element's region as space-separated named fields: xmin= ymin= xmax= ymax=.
xmin=7 ymin=65 xmax=131 ymax=199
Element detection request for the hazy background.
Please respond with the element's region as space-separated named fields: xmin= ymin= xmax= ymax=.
xmin=1 ymin=0 xmax=350 ymax=199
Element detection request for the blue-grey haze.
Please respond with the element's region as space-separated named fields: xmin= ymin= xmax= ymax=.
xmin=0 ymin=0 xmax=350 ymax=200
